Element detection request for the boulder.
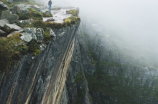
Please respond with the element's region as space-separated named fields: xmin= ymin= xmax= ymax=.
xmin=21 ymin=28 xmax=44 ymax=43
xmin=46 ymin=18 xmax=54 ymax=22
xmin=0 ymin=19 xmax=9 ymax=28
xmin=42 ymin=9 xmax=52 ymax=15
xmin=0 ymin=1 xmax=9 ymax=10
xmin=50 ymin=29 xmax=56 ymax=37
xmin=20 ymin=32 xmax=33 ymax=43
xmin=7 ymin=30 xmax=23 ymax=37
xmin=1 ymin=10 xmax=19 ymax=23
xmin=30 ymin=5 xmax=40 ymax=12
xmin=0 ymin=29 xmax=7 ymax=37
xmin=3 ymin=24 xmax=22 ymax=33
xmin=11 ymin=4 xmax=29 ymax=14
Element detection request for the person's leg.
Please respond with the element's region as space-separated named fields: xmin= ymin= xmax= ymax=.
xmin=49 ymin=5 xmax=51 ymax=10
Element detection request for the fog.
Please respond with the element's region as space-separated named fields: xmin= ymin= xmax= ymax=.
xmin=40 ymin=0 xmax=158 ymax=67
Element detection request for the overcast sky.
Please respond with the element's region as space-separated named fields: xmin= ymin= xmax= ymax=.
xmin=41 ymin=0 xmax=158 ymax=64
xmin=64 ymin=0 xmax=158 ymax=55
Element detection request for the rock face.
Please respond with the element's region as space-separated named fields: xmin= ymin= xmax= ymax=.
xmin=0 ymin=21 xmax=80 ymax=104
xmin=20 ymin=28 xmax=44 ymax=43
xmin=1 ymin=10 xmax=19 ymax=23
xmin=64 ymin=24 xmax=158 ymax=104
xmin=50 ymin=29 xmax=56 ymax=37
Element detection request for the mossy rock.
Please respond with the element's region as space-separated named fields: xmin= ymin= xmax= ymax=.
xmin=66 ymin=9 xmax=79 ymax=16
xmin=28 ymin=8 xmax=43 ymax=20
xmin=42 ymin=13 xmax=52 ymax=17
xmin=0 ymin=33 xmax=28 ymax=72
xmin=18 ymin=8 xmax=43 ymax=20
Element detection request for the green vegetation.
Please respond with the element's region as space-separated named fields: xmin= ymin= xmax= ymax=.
xmin=0 ymin=33 xmax=42 ymax=71
xmin=0 ymin=0 xmax=41 ymax=9
xmin=43 ymin=29 xmax=51 ymax=43
xmin=28 ymin=40 xmax=39 ymax=53
xmin=0 ymin=0 xmax=14 ymax=9
xmin=33 ymin=49 xmax=40 ymax=56
xmin=74 ymin=71 xmax=86 ymax=104
xmin=32 ymin=16 xmax=80 ymax=29
xmin=74 ymin=71 xmax=84 ymax=83
xmin=64 ymin=16 xmax=80 ymax=24
xmin=86 ymin=60 xmax=158 ymax=104
xmin=66 ymin=9 xmax=79 ymax=16
xmin=0 ymin=33 xmax=27 ymax=72
xmin=76 ymin=86 xmax=85 ymax=104
xmin=28 ymin=8 xmax=43 ymax=20
xmin=18 ymin=8 xmax=43 ymax=20
xmin=42 ymin=13 xmax=52 ymax=17
xmin=85 ymin=43 xmax=158 ymax=104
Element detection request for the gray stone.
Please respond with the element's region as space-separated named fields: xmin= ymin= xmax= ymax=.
xmin=20 ymin=32 xmax=33 ymax=42
xmin=21 ymin=28 xmax=44 ymax=43
xmin=36 ymin=28 xmax=44 ymax=42
xmin=59 ymin=32 xmax=65 ymax=36
xmin=46 ymin=18 xmax=54 ymax=22
xmin=11 ymin=4 xmax=29 ymax=15
xmin=0 ymin=1 xmax=9 ymax=10
xmin=50 ymin=29 xmax=56 ymax=37
xmin=3 ymin=23 xmax=22 ymax=33
xmin=0 ymin=19 xmax=9 ymax=28
xmin=39 ymin=43 xmax=47 ymax=51
xmin=0 ymin=29 xmax=7 ymax=37
xmin=1 ymin=10 xmax=19 ymax=23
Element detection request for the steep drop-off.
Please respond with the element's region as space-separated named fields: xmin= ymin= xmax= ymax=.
xmin=0 ymin=21 xmax=80 ymax=104
xmin=65 ymin=29 xmax=158 ymax=104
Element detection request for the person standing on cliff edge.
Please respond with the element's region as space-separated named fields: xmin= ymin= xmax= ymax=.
xmin=48 ymin=0 xmax=52 ymax=11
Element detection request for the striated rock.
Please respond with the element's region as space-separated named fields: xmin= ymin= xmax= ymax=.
xmin=36 ymin=28 xmax=44 ymax=42
xmin=50 ymin=29 xmax=56 ymax=37
xmin=0 ymin=29 xmax=7 ymax=36
xmin=0 ymin=1 xmax=9 ymax=10
xmin=11 ymin=4 xmax=29 ymax=14
xmin=21 ymin=28 xmax=44 ymax=43
xmin=1 ymin=10 xmax=19 ymax=23
xmin=3 ymin=23 xmax=22 ymax=33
